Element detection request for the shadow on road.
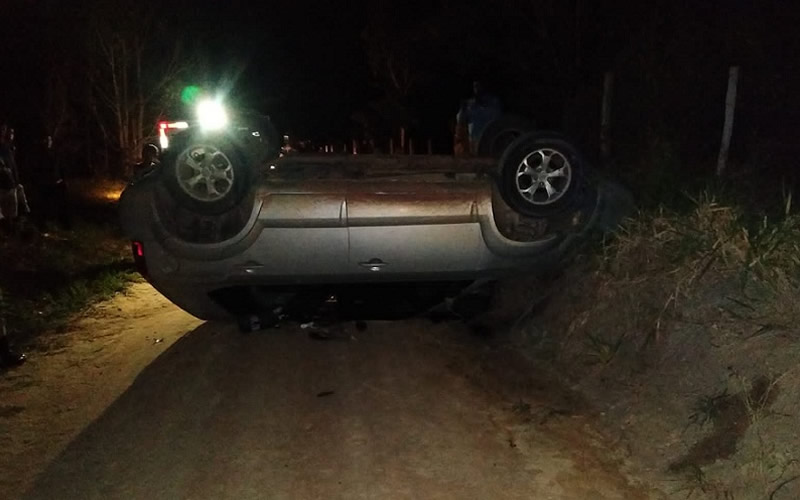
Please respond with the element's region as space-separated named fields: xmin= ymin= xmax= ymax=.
xmin=25 ymin=320 xmax=229 ymax=499
xmin=24 ymin=312 xmax=656 ymax=500
xmin=27 ymin=319 xmax=513 ymax=500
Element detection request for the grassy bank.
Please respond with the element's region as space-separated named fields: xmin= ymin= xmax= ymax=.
xmin=0 ymin=179 xmax=139 ymax=349
xmin=513 ymin=182 xmax=800 ymax=498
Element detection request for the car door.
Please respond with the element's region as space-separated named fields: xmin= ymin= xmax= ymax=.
xmin=250 ymin=186 xmax=349 ymax=281
xmin=346 ymin=182 xmax=485 ymax=278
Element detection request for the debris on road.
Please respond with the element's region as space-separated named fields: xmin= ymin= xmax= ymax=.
xmin=307 ymin=330 xmax=332 ymax=340
xmin=237 ymin=313 xmax=280 ymax=333
xmin=307 ymin=326 xmax=353 ymax=342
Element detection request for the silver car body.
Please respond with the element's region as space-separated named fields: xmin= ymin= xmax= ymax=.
xmin=120 ymin=154 xmax=610 ymax=320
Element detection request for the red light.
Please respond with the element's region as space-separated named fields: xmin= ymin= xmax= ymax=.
xmin=158 ymin=121 xmax=188 ymax=132
xmin=131 ymin=241 xmax=148 ymax=277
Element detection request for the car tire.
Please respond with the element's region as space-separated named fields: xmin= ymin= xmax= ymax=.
xmin=161 ymin=132 xmax=252 ymax=216
xmin=475 ymin=114 xmax=534 ymax=158
xmin=497 ymin=132 xmax=585 ymax=218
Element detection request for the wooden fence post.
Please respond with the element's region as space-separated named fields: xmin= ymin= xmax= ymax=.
xmin=717 ymin=66 xmax=740 ymax=177
xmin=600 ymin=71 xmax=614 ymax=164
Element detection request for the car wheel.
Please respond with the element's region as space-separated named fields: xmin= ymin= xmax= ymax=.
xmin=498 ymin=132 xmax=585 ymax=217
xmin=476 ymin=114 xmax=534 ymax=157
xmin=162 ymin=133 xmax=251 ymax=216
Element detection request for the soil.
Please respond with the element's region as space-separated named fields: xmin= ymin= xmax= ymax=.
xmin=668 ymin=376 xmax=778 ymax=474
xmin=511 ymin=266 xmax=800 ymax=500
xmin=0 ymin=284 xmax=203 ymax=498
xmin=0 ymin=283 xmax=664 ymax=499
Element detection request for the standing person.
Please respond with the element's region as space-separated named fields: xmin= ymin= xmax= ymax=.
xmin=0 ymin=124 xmax=30 ymax=234
xmin=133 ymin=143 xmax=159 ymax=180
xmin=35 ymin=134 xmax=71 ymax=230
xmin=455 ymin=81 xmax=502 ymax=155
xmin=0 ymin=156 xmax=12 ymax=228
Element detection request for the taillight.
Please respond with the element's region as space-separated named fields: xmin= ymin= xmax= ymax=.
xmin=159 ymin=128 xmax=169 ymax=150
xmin=131 ymin=241 xmax=148 ymax=277
xmin=157 ymin=121 xmax=188 ymax=150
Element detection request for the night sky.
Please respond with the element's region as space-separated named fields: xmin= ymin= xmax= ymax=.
xmin=0 ymin=0 xmax=797 ymax=163
xmin=194 ymin=0 xmax=373 ymax=136
xmin=168 ymin=0 xmax=477 ymax=145
xmin=0 ymin=0 xmax=375 ymax=140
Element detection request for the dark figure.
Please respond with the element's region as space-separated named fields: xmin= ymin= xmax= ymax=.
xmin=0 ymin=124 xmax=31 ymax=234
xmin=35 ymin=135 xmax=71 ymax=230
xmin=0 ymin=318 xmax=25 ymax=369
xmin=133 ymin=143 xmax=159 ymax=180
xmin=455 ymin=81 xmax=502 ymax=155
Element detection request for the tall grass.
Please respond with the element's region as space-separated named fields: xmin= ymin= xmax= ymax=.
xmin=0 ymin=221 xmax=140 ymax=347
xmin=596 ymin=188 xmax=800 ymax=343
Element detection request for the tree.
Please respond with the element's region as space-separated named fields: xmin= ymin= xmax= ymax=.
xmin=361 ymin=1 xmax=435 ymax=143
xmin=86 ymin=2 xmax=192 ymax=176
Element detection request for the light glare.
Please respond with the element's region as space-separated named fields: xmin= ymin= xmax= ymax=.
xmin=197 ymin=99 xmax=228 ymax=131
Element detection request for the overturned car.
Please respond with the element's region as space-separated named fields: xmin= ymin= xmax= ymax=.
xmin=119 ymin=108 xmax=630 ymax=323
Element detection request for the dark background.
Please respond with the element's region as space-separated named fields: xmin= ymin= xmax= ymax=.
xmin=0 ymin=0 xmax=797 ymax=185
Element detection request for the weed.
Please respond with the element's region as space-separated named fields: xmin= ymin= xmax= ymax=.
xmin=727 ymin=371 xmax=800 ymax=500
xmin=670 ymin=464 xmax=733 ymax=500
xmin=584 ymin=332 xmax=624 ymax=365
xmin=688 ymin=388 xmax=730 ymax=428
xmin=511 ymin=400 xmax=531 ymax=415
xmin=769 ymin=474 xmax=800 ymax=500
xmin=672 ymin=374 xmax=782 ymax=484
xmin=740 ymin=373 xmax=788 ymax=426
xmin=0 ymin=219 xmax=138 ymax=347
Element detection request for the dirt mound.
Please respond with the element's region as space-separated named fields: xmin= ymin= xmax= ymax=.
xmin=509 ymin=197 xmax=800 ymax=499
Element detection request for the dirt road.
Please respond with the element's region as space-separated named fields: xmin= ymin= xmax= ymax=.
xmin=1 ymin=283 xmax=663 ymax=499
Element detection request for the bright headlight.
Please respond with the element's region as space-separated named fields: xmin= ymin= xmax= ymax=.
xmin=196 ymin=99 xmax=228 ymax=131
